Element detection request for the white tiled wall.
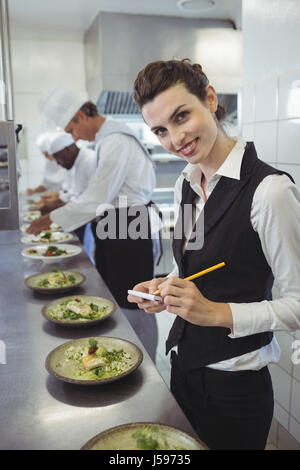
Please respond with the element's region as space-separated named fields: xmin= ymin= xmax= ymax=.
xmin=10 ymin=33 xmax=87 ymax=193
xmin=242 ymin=0 xmax=300 ymax=444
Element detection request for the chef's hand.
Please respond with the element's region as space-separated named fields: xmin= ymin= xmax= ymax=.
xmin=127 ymin=277 xmax=166 ymax=313
xmin=26 ymin=188 xmax=35 ymax=196
xmin=26 ymin=214 xmax=52 ymax=235
xmin=26 ymin=185 xmax=46 ymax=195
xmin=40 ymin=200 xmax=65 ymax=215
xmin=40 ymin=204 xmax=52 ymax=215
xmin=41 ymin=191 xmax=59 ymax=202
xmin=158 ymin=276 xmax=233 ymax=328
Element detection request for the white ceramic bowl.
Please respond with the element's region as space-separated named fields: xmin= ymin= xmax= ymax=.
xmin=21 ymin=222 xmax=63 ymax=233
xmin=21 ymin=232 xmax=73 ymax=245
xmin=21 ymin=244 xmax=82 ymax=264
xmin=22 ymin=211 xmax=41 ymax=222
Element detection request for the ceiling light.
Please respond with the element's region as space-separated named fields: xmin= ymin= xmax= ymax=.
xmin=177 ymin=0 xmax=216 ymax=13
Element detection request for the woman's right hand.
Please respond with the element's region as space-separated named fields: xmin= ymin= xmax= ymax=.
xmin=127 ymin=277 xmax=167 ymax=314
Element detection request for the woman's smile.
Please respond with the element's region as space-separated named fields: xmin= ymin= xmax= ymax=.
xmin=177 ymin=137 xmax=200 ymax=157
xmin=142 ymin=83 xmax=220 ymax=168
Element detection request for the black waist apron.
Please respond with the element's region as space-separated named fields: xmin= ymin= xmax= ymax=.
xmin=91 ymin=203 xmax=154 ymax=309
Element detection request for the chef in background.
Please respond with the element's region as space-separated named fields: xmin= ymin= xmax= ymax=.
xmin=27 ymin=87 xmax=158 ymax=362
xmin=26 ymin=131 xmax=66 ymax=196
xmin=38 ymin=130 xmax=97 ymax=244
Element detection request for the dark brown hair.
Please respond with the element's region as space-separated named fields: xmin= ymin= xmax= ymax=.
xmin=133 ymin=59 xmax=226 ymax=121
xmin=71 ymin=101 xmax=98 ymax=123
xmin=80 ymin=101 xmax=98 ymax=117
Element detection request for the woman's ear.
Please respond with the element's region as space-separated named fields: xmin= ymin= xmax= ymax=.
xmin=205 ymin=85 xmax=218 ymax=114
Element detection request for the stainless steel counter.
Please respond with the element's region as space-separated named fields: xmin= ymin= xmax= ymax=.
xmin=0 ymin=229 xmax=204 ymax=450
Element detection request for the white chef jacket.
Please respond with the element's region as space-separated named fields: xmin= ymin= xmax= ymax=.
xmin=41 ymin=159 xmax=66 ymax=191
xmin=169 ymin=137 xmax=300 ymax=371
xmin=51 ymin=120 xmax=156 ymax=231
xmin=58 ymin=147 xmax=97 ymax=203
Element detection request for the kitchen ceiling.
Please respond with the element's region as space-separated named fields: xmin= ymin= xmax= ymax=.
xmin=8 ymin=0 xmax=242 ymax=36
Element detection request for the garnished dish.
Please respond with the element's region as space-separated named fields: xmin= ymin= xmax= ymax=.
xmin=21 ymin=244 xmax=82 ymax=264
xmin=26 ymin=195 xmax=41 ymax=204
xmin=22 ymin=211 xmax=41 ymax=222
xmin=28 ymin=203 xmax=43 ymax=211
xmin=21 ymin=222 xmax=63 ymax=233
xmin=45 ymin=337 xmax=143 ymax=385
xmin=42 ymin=295 xmax=114 ymax=325
xmin=26 ymin=245 xmax=68 ymax=256
xmin=25 ymin=268 xmax=85 ymax=294
xmin=21 ymin=231 xmax=73 ymax=244
xmin=81 ymin=423 xmax=206 ymax=450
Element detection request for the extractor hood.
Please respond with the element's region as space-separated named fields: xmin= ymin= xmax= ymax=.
xmin=96 ymin=90 xmax=237 ymax=121
xmin=97 ymin=90 xmax=140 ymax=115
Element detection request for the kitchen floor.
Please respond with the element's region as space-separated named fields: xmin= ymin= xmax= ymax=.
xmin=154 ymin=309 xmax=173 ymax=386
xmin=265 ymin=440 xmax=278 ymax=450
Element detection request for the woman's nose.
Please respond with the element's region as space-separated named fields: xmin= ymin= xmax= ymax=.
xmin=170 ymin=129 xmax=185 ymax=150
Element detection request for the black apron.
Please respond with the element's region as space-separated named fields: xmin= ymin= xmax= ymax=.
xmin=91 ymin=203 xmax=154 ymax=309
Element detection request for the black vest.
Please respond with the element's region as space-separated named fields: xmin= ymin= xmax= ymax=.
xmin=166 ymin=142 xmax=293 ymax=370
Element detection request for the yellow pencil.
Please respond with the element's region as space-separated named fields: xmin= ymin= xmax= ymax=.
xmin=154 ymin=262 xmax=226 ymax=295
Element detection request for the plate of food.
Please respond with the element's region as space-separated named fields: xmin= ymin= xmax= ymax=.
xmin=28 ymin=203 xmax=42 ymax=211
xmin=25 ymin=194 xmax=41 ymax=204
xmin=45 ymin=337 xmax=143 ymax=385
xmin=42 ymin=295 xmax=115 ymax=326
xmin=21 ymin=222 xmax=63 ymax=233
xmin=22 ymin=244 xmax=82 ymax=264
xmin=81 ymin=422 xmax=206 ymax=450
xmin=22 ymin=210 xmax=41 ymax=222
xmin=25 ymin=268 xmax=85 ymax=294
xmin=21 ymin=231 xmax=73 ymax=244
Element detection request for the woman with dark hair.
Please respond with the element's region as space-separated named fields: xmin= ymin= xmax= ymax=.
xmin=128 ymin=59 xmax=300 ymax=449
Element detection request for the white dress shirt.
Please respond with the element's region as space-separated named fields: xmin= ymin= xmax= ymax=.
xmin=51 ymin=120 xmax=156 ymax=232
xmin=58 ymin=147 xmax=96 ymax=203
xmin=169 ymin=138 xmax=300 ymax=371
xmin=41 ymin=159 xmax=66 ymax=191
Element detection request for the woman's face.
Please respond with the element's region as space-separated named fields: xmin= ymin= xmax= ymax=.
xmin=142 ymin=83 xmax=219 ymax=165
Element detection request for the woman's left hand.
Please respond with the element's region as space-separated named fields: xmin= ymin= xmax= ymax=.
xmin=158 ymin=276 xmax=233 ymax=329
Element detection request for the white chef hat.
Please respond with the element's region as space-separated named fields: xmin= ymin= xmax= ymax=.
xmin=35 ymin=132 xmax=55 ymax=153
xmin=38 ymin=87 xmax=87 ymax=130
xmin=47 ymin=131 xmax=75 ymax=155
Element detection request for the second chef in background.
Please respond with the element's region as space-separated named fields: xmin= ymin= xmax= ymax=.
xmin=26 ymin=131 xmax=66 ymax=196
xmin=37 ymin=131 xmax=97 ymax=244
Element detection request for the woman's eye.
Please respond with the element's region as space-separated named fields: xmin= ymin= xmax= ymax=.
xmin=154 ymin=128 xmax=166 ymax=137
xmin=177 ymin=111 xmax=188 ymax=121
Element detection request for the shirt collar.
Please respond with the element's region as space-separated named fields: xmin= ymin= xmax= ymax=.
xmin=95 ymin=116 xmax=112 ymax=143
xmin=182 ymin=137 xmax=247 ymax=184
